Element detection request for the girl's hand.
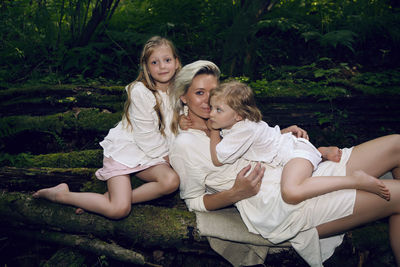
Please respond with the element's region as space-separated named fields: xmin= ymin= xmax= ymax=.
xmin=282 ymin=125 xmax=309 ymax=140
xmin=206 ymin=119 xmax=214 ymax=131
xmin=178 ymin=114 xmax=193 ymax=130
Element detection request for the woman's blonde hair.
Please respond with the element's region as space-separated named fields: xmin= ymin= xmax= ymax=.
xmin=170 ymin=60 xmax=220 ymax=135
xmin=123 ymin=36 xmax=181 ymax=135
xmin=210 ymin=80 xmax=262 ymax=122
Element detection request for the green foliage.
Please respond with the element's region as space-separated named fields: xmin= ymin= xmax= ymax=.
xmin=0 ymin=153 xmax=34 ymax=168
xmin=1 ymin=0 xmax=399 ymax=84
xmin=302 ymin=30 xmax=357 ymax=53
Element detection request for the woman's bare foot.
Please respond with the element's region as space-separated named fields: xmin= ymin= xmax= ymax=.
xmin=353 ymin=170 xmax=390 ymax=201
xmin=318 ymin=146 xmax=342 ymax=162
xmin=32 ymin=183 xmax=69 ymax=202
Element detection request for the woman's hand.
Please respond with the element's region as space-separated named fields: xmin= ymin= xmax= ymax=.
xmin=281 ymin=125 xmax=309 ymax=140
xmin=231 ymin=162 xmax=265 ymax=200
xmin=203 ymin=162 xmax=265 ymax=211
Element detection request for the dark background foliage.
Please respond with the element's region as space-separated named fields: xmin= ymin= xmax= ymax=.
xmin=1 ymin=0 xmax=399 ymax=86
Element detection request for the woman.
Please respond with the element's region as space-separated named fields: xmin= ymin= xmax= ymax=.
xmin=169 ymin=60 xmax=400 ymax=266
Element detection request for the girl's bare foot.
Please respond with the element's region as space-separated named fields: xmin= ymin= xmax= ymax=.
xmin=75 ymin=208 xmax=85 ymax=215
xmin=353 ymin=170 xmax=390 ymax=201
xmin=318 ymin=146 xmax=342 ymax=162
xmin=32 ymin=183 xmax=69 ymax=202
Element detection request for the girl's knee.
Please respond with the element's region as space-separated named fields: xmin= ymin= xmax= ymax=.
xmin=160 ymin=172 xmax=180 ymax=194
xmin=107 ymin=204 xmax=131 ymax=220
xmin=281 ymin=187 xmax=303 ymax=205
xmin=392 ymin=134 xmax=400 ymax=150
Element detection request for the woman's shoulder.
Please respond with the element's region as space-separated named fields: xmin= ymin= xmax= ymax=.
xmin=172 ymin=130 xmax=207 ymax=149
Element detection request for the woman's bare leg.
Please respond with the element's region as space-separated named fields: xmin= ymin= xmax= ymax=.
xmin=132 ymin=164 xmax=179 ymax=203
xmin=316 ymin=135 xmax=400 ymax=264
xmin=281 ymin=158 xmax=390 ymax=205
xmin=316 ymin=180 xmax=400 ymax=265
xmin=346 ymin=134 xmax=400 ymax=179
xmin=33 ymin=175 xmax=132 ymax=219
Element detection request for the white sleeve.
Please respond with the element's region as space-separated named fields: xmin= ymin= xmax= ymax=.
xmin=216 ymin=124 xmax=257 ymax=164
xmin=169 ymin=134 xmax=208 ymax=212
xmin=130 ymin=83 xmax=169 ymax=158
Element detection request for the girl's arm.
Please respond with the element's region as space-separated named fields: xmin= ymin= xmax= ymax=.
xmin=207 ymin=120 xmax=223 ymax=166
xmin=203 ymin=163 xmax=265 ymax=210
xmin=130 ymin=84 xmax=168 ymax=158
xmin=178 ymin=114 xmax=193 ymax=130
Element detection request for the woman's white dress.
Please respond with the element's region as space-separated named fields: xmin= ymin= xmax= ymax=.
xmin=170 ymin=128 xmax=356 ymax=266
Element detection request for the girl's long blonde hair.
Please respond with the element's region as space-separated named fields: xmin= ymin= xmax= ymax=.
xmin=210 ymin=80 xmax=262 ymax=122
xmin=170 ymin=60 xmax=220 ymax=135
xmin=123 ymin=36 xmax=181 ymax=135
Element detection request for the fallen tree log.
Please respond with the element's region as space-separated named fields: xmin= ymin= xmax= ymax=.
xmin=0 ymin=166 xmax=97 ymax=192
xmin=0 ymin=191 xmax=199 ymax=249
xmin=4 ymin=228 xmax=150 ymax=266
xmin=0 ymin=167 xmax=396 ymax=266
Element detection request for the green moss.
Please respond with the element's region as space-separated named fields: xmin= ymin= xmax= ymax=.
xmin=30 ymin=150 xmax=103 ymax=168
xmin=0 ymin=109 xmax=121 ymax=139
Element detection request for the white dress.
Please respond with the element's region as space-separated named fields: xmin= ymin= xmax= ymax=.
xmin=170 ymin=129 xmax=356 ymax=266
xmin=217 ymin=119 xmax=322 ymax=169
xmin=99 ymin=82 xmax=174 ymax=168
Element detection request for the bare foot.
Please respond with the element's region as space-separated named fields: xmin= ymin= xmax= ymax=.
xmin=75 ymin=208 xmax=85 ymax=215
xmin=353 ymin=170 xmax=390 ymax=201
xmin=32 ymin=183 xmax=69 ymax=202
xmin=318 ymin=146 xmax=342 ymax=162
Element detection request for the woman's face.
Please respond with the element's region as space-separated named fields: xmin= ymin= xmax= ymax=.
xmin=180 ymin=74 xmax=218 ymax=121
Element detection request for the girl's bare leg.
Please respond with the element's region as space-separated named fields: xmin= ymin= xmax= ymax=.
xmin=281 ymin=158 xmax=390 ymax=205
xmin=75 ymin=164 xmax=180 ymax=214
xmin=132 ymin=164 xmax=179 ymax=203
xmin=33 ymin=175 xmax=132 ymax=219
xmin=316 ymin=180 xmax=400 ymax=265
xmin=318 ymin=146 xmax=342 ymax=162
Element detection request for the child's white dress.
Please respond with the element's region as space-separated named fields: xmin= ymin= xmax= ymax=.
xmin=217 ymin=119 xmax=322 ymax=170
xmin=96 ymin=82 xmax=174 ymax=180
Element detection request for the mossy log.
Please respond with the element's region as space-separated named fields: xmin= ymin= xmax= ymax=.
xmin=0 ymin=166 xmax=96 ymax=191
xmin=5 ymin=228 xmax=150 ymax=266
xmin=0 ymin=84 xmax=125 ymax=116
xmin=0 ymin=191 xmax=203 ymax=251
xmin=0 ymin=169 xmax=396 ymax=266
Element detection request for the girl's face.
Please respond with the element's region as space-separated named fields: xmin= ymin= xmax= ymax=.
xmin=180 ymin=74 xmax=218 ymax=122
xmin=209 ymin=97 xmax=242 ymax=130
xmin=147 ymin=45 xmax=180 ymax=91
